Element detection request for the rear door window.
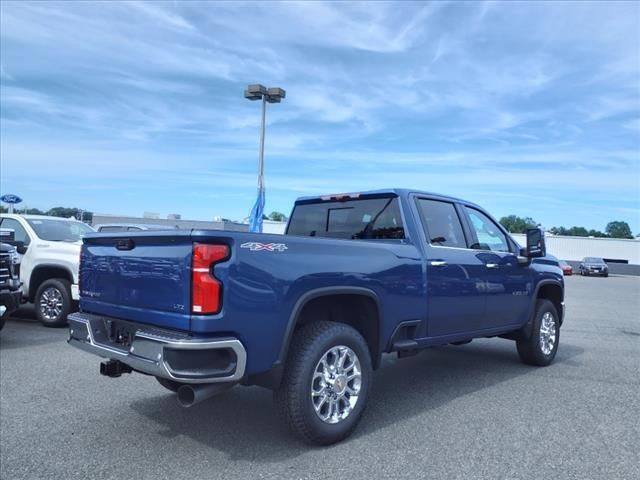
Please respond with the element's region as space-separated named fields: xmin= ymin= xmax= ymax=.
xmin=416 ymin=199 xmax=467 ymax=248
xmin=287 ymin=197 xmax=405 ymax=239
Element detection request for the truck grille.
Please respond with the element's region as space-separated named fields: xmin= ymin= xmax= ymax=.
xmin=0 ymin=252 xmax=11 ymax=280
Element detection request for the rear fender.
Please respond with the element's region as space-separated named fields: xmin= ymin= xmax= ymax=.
xmin=249 ymin=287 xmax=382 ymax=390
xmin=278 ymin=286 xmax=382 ymax=364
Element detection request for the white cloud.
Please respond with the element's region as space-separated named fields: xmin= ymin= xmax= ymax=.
xmin=1 ymin=1 xmax=639 ymax=229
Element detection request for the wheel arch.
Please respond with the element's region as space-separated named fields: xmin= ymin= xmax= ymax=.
xmin=28 ymin=265 xmax=73 ymax=302
xmin=518 ymin=279 xmax=564 ymax=340
xmin=536 ymin=281 xmax=564 ymax=326
xmin=279 ymin=287 xmax=383 ymax=368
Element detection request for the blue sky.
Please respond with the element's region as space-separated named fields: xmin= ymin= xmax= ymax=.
xmin=1 ymin=1 xmax=639 ymax=232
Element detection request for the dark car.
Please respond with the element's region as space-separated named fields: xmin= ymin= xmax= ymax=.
xmin=579 ymin=257 xmax=608 ymax=277
xmin=0 ymin=243 xmax=22 ymax=330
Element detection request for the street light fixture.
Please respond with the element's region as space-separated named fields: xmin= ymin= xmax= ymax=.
xmin=244 ymin=84 xmax=286 ymax=233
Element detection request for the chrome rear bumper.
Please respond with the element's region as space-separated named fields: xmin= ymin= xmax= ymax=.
xmin=67 ymin=312 xmax=246 ymax=384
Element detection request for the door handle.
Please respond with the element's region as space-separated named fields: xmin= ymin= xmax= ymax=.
xmin=429 ymin=260 xmax=448 ymax=267
xmin=485 ymin=263 xmax=499 ymax=269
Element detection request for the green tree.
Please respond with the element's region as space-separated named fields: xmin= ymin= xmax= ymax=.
xmin=550 ymin=225 xmax=608 ymax=237
xmin=46 ymin=207 xmax=93 ymax=222
xmin=268 ymin=211 xmax=287 ymax=222
xmin=1 ymin=206 xmax=45 ymax=215
xmin=499 ymin=215 xmax=537 ymax=233
xmin=25 ymin=208 xmax=45 ymax=215
xmin=568 ymin=226 xmax=589 ymax=236
xmin=605 ymin=221 xmax=633 ymax=239
xmin=1 ymin=205 xmax=92 ymax=222
xmin=47 ymin=207 xmax=78 ymax=218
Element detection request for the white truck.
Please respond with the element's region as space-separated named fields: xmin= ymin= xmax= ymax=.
xmin=0 ymin=214 xmax=94 ymax=326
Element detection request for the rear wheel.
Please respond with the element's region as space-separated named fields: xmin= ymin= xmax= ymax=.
xmin=155 ymin=377 xmax=184 ymax=392
xmin=34 ymin=279 xmax=72 ymax=327
xmin=517 ymin=299 xmax=560 ymax=366
xmin=275 ymin=321 xmax=372 ymax=445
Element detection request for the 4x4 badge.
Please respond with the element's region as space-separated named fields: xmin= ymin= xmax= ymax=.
xmin=240 ymin=242 xmax=288 ymax=252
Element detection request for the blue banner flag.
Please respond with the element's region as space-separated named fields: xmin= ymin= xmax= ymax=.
xmin=248 ymin=187 xmax=265 ymax=233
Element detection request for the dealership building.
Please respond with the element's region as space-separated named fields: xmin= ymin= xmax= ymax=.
xmin=512 ymin=234 xmax=640 ymax=274
xmin=511 ymin=234 xmax=640 ymax=264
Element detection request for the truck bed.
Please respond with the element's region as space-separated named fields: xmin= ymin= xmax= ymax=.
xmin=80 ymin=229 xmax=424 ymax=374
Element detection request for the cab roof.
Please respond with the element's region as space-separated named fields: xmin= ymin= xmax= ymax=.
xmin=0 ymin=213 xmax=85 ymax=222
xmin=295 ymin=188 xmax=480 ymax=208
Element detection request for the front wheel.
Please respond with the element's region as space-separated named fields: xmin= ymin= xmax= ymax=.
xmin=275 ymin=321 xmax=372 ymax=445
xmin=517 ymin=299 xmax=560 ymax=366
xmin=34 ymin=279 xmax=72 ymax=327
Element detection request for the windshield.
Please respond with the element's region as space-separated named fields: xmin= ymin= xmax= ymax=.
xmin=27 ymin=218 xmax=94 ymax=242
xmin=584 ymin=257 xmax=604 ymax=263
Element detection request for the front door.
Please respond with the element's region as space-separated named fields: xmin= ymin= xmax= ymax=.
xmin=462 ymin=206 xmax=532 ymax=327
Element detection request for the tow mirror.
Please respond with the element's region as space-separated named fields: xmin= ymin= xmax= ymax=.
xmin=526 ymin=228 xmax=545 ymax=258
xmin=5 ymin=239 xmax=27 ymax=254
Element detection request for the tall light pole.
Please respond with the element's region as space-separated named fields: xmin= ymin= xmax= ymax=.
xmin=244 ymin=84 xmax=286 ymax=233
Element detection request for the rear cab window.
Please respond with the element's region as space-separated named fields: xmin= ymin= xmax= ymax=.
xmin=287 ymin=196 xmax=405 ymax=240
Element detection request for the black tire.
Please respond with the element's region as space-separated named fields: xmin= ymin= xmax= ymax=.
xmin=604 ymin=273 xmax=609 ymax=278
xmin=275 ymin=321 xmax=372 ymax=445
xmin=517 ymin=299 xmax=560 ymax=366
xmin=34 ymin=278 xmax=72 ymax=327
xmin=0 ymin=315 xmax=6 ymax=331
xmin=155 ymin=377 xmax=184 ymax=392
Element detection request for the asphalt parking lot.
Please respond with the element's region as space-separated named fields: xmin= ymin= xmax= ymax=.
xmin=1 ymin=276 xmax=639 ymax=480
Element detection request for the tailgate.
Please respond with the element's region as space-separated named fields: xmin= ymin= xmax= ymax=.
xmin=80 ymin=231 xmax=193 ymax=330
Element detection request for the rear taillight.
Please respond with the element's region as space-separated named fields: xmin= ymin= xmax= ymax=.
xmin=192 ymin=243 xmax=229 ymax=314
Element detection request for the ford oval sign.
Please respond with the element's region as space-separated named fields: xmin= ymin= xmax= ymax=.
xmin=0 ymin=194 xmax=23 ymax=204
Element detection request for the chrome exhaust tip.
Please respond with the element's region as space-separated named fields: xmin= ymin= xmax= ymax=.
xmin=176 ymin=383 xmax=233 ymax=407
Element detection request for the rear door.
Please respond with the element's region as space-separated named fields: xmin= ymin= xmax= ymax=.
xmin=415 ymin=197 xmax=488 ymax=337
xmin=462 ymin=206 xmax=532 ymax=327
xmin=80 ymin=231 xmax=193 ymax=330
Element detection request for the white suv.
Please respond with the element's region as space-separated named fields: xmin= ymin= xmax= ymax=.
xmin=0 ymin=214 xmax=94 ymax=326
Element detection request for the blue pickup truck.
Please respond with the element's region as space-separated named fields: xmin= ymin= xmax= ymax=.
xmin=68 ymin=189 xmax=564 ymax=444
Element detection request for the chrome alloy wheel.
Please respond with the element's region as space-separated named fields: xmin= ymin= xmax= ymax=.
xmin=311 ymin=345 xmax=362 ymax=424
xmin=539 ymin=312 xmax=557 ymax=356
xmin=39 ymin=287 xmax=63 ymax=321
